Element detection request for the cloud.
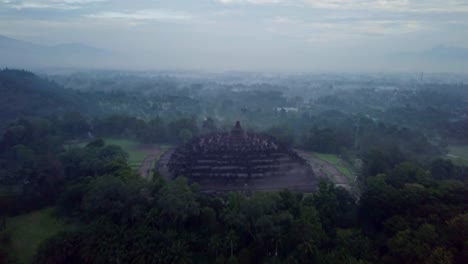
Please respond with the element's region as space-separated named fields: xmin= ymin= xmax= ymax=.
xmin=215 ymin=0 xmax=468 ymax=13
xmin=304 ymin=0 xmax=468 ymax=13
xmin=216 ymin=0 xmax=289 ymax=5
xmin=86 ymin=9 xmax=193 ymax=21
xmin=1 ymin=0 xmax=107 ymax=10
xmin=270 ymin=15 xmax=425 ymax=42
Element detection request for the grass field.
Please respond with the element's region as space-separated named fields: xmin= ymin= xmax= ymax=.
xmin=104 ymin=138 xmax=147 ymax=166
xmin=147 ymin=145 xmax=173 ymax=180
xmin=100 ymin=139 xmax=174 ymax=168
xmin=313 ymin=152 xmax=341 ymax=165
xmin=336 ymin=166 xmax=354 ymax=179
xmin=313 ymin=152 xmax=355 ymax=180
xmin=69 ymin=138 xmax=147 ymax=166
xmin=69 ymin=138 xmax=173 ymax=173
xmin=3 ymin=208 xmax=69 ymax=264
xmin=447 ymin=145 xmax=468 ymax=166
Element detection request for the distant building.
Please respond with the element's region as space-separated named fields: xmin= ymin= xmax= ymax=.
xmin=276 ymin=107 xmax=298 ymax=113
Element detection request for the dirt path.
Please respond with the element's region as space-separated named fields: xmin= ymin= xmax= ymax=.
xmin=155 ymin=148 xmax=175 ymax=181
xmin=294 ymin=149 xmax=354 ymax=192
xmin=137 ymin=145 xmax=161 ymax=179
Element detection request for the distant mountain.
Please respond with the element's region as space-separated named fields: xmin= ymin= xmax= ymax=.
xmin=0 ymin=35 xmax=42 ymax=53
xmin=391 ymin=45 xmax=468 ymax=72
xmin=396 ymin=45 xmax=468 ymax=61
xmin=52 ymin=42 xmax=109 ymax=55
xmin=422 ymin=45 xmax=468 ymax=60
xmin=0 ymin=34 xmax=112 ymax=68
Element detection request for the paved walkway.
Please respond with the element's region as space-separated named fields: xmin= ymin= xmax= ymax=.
xmin=137 ymin=146 xmax=162 ymax=179
xmin=294 ymin=149 xmax=354 ymax=193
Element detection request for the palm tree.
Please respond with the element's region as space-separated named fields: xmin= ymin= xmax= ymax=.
xmin=208 ymin=234 xmax=223 ymax=258
xmin=225 ymin=230 xmax=238 ymax=257
xmin=271 ymin=229 xmax=283 ymax=257
xmin=297 ymin=238 xmax=317 ymax=261
xmin=167 ymin=240 xmax=191 ymax=264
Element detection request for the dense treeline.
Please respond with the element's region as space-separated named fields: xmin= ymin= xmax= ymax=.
xmin=92 ymin=115 xmax=200 ymax=144
xmin=30 ymin=154 xmax=467 ymax=264
xmin=0 ymin=69 xmax=87 ymax=128
xmin=0 ymin=117 xmax=129 ymax=214
xmin=2 ymin=69 xmax=467 ymax=147
xmin=91 ymin=112 xmax=440 ymax=164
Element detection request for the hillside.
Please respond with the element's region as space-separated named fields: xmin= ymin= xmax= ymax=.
xmin=0 ymin=69 xmax=86 ymax=125
xmin=0 ymin=35 xmax=111 ymax=68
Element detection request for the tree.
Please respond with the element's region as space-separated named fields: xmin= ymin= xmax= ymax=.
xmin=157 ymin=177 xmax=200 ymax=227
xmin=446 ymin=213 xmax=468 ymax=263
xmin=144 ymin=117 xmax=167 ymax=143
xmin=268 ymin=125 xmax=294 ymax=145
xmin=288 ymin=205 xmax=325 ymax=262
xmin=387 ymin=162 xmax=431 ymax=188
xmin=225 ymin=230 xmax=239 ymax=257
xmin=86 ymin=138 xmax=105 ymax=148
xmin=60 ymin=112 xmax=90 ymax=139
xmin=179 ymin=129 xmax=193 ymax=143
xmin=200 ymin=207 xmax=218 ymax=234
xmin=361 ymin=148 xmax=404 ymax=179
xmin=168 ymin=117 xmax=198 ymax=143
xmin=335 ymin=229 xmax=374 ymax=261
xmin=167 ymin=240 xmax=192 ymax=264
xmin=32 ymin=231 xmax=83 ymax=264
xmin=430 ymin=159 xmax=457 ymax=180
xmin=202 ymin=117 xmax=217 ymax=133
xmin=313 ymin=181 xmax=356 ymax=232
xmin=425 ymin=247 xmax=453 ymax=264
xmin=81 ymin=175 xmax=144 ymax=224
xmin=209 ymin=234 xmax=224 ymax=258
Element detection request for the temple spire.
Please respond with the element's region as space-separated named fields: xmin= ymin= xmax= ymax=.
xmin=230 ymin=121 xmax=245 ymax=141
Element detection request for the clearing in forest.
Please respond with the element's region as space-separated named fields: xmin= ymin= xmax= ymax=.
xmin=103 ymin=138 xmax=172 ymax=179
xmin=2 ymin=208 xmax=70 ymax=264
xmin=311 ymin=152 xmax=355 ymax=180
xmin=447 ymin=145 xmax=468 ymax=166
xmin=295 ymin=150 xmax=356 ymax=193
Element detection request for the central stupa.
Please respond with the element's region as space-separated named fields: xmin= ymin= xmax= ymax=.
xmin=166 ymin=121 xmax=318 ymax=192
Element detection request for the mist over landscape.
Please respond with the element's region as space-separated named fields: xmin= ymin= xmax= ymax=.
xmin=1 ymin=1 xmax=468 ymax=264
xmin=1 ymin=0 xmax=468 ymax=71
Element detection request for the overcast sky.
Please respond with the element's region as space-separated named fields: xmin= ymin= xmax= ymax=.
xmin=1 ymin=0 xmax=467 ymax=72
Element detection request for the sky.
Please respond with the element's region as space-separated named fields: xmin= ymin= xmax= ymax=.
xmin=1 ymin=0 xmax=468 ymax=72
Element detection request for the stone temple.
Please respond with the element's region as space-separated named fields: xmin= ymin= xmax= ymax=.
xmin=163 ymin=121 xmax=319 ymax=192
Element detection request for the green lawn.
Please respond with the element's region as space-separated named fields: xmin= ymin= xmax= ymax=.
xmin=447 ymin=145 xmax=468 ymax=166
xmin=104 ymin=138 xmax=139 ymax=150
xmin=313 ymin=152 xmax=341 ymax=165
xmin=68 ymin=138 xmax=172 ymax=169
xmin=3 ymin=208 xmax=69 ymax=264
xmin=312 ymin=152 xmax=355 ymax=180
xmin=336 ymin=166 xmax=354 ymax=180
xmin=104 ymin=138 xmax=147 ymax=166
